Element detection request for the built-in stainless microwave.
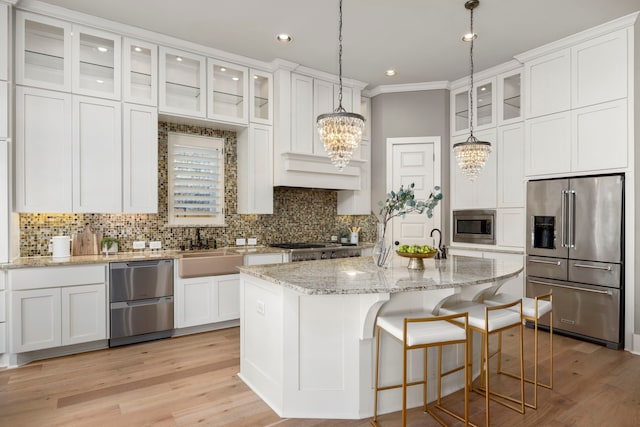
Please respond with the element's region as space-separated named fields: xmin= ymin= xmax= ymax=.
xmin=452 ymin=209 xmax=496 ymax=245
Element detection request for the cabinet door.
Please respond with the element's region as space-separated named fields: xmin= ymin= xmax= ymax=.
xmin=524 ymin=49 xmax=571 ymax=118
xmin=0 ymin=140 xmax=8 ymax=263
xmin=473 ymin=77 xmax=496 ymax=131
xmin=123 ymin=103 xmax=158 ymax=213
xmin=15 ymin=11 xmax=72 ymax=92
xmin=216 ymin=274 xmax=240 ymax=321
xmin=0 ymin=323 xmax=5 ymax=354
xmin=0 ymin=3 xmax=7 ymax=81
xmin=159 ymin=47 xmax=206 ymax=117
xmin=73 ymin=96 xmax=122 ymax=212
xmin=237 ymin=124 xmax=273 ymax=214
xmin=123 ymin=38 xmax=157 ymax=106
xmin=72 ymin=26 xmax=121 ymax=100
xmin=0 ymin=81 xmax=7 ymax=138
xmin=497 ymin=123 xmax=524 ymax=208
xmin=524 ymin=111 xmax=571 ymax=176
xmin=497 ymin=70 xmax=522 ymax=126
xmin=337 ymin=142 xmax=371 ymax=215
xmin=175 ymin=277 xmax=215 ymax=328
xmin=11 ymin=288 xmax=61 ymax=352
xmin=571 ymin=99 xmax=627 ymax=172
xmin=16 ymin=87 xmax=73 ymax=212
xmin=360 ymin=97 xmax=371 ymax=143
xmin=451 ymin=129 xmax=497 ymax=209
xmin=333 ymin=84 xmax=353 ymax=111
xmin=61 ymin=284 xmax=106 ymax=345
xmin=207 ymin=59 xmax=248 ymax=124
xmin=496 ymin=208 xmax=525 ymax=248
xmin=572 ymin=29 xmax=627 ymax=109
xmin=250 ymin=69 xmax=273 ymax=125
xmin=451 ymin=86 xmax=470 ymax=136
xmin=313 ymin=79 xmax=334 ymax=155
xmin=291 ymin=73 xmax=314 ymax=154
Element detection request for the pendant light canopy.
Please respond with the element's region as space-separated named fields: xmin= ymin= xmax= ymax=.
xmin=453 ymin=0 xmax=491 ymax=181
xmin=316 ymin=0 xmax=365 ymax=171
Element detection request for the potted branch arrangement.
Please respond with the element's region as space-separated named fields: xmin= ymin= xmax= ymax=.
xmin=374 ymin=183 xmax=442 ymax=267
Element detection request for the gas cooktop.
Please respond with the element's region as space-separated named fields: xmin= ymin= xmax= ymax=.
xmin=269 ymin=242 xmax=342 ymax=250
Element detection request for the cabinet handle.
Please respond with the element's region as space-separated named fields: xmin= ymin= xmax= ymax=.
xmin=530 ymin=259 xmax=561 ymax=266
xmin=574 ymin=263 xmax=612 ymax=271
xmin=530 ymin=279 xmax=612 ymax=295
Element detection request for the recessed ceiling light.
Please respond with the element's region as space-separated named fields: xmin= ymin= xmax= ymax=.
xmin=232 ymin=77 xmax=239 ymax=81
xmin=462 ymin=32 xmax=477 ymax=42
xmin=97 ymin=46 xmax=108 ymax=52
xmin=134 ymin=46 xmax=142 ymax=52
xmin=176 ymin=56 xmax=183 ymax=62
xmin=276 ymin=33 xmax=293 ymax=43
xmin=385 ymin=69 xmax=396 ymax=77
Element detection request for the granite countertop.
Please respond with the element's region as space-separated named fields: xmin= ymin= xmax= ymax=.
xmin=238 ymin=255 xmax=523 ymax=295
xmin=0 ymin=246 xmax=288 ymax=269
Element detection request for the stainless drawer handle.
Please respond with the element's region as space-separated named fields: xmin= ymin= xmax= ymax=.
xmin=530 ymin=259 xmax=561 ymax=266
xmin=530 ymin=279 xmax=612 ymax=295
xmin=574 ymin=263 xmax=612 ymax=271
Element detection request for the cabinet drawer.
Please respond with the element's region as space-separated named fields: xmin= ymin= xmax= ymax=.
xmin=10 ymin=265 xmax=106 ymax=290
xmin=526 ymin=256 xmax=567 ymax=281
xmin=568 ymin=260 xmax=621 ymax=288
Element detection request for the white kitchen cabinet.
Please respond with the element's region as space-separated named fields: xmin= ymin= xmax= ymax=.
xmin=524 ymin=111 xmax=571 ymax=176
xmin=0 ymin=323 xmax=5 ymax=354
xmin=0 ymin=3 xmax=8 ymax=81
xmin=123 ymin=103 xmax=158 ymax=213
xmin=571 ymin=99 xmax=627 ymax=172
xmin=237 ymin=124 xmax=273 ymax=214
xmin=497 ymin=70 xmax=522 ymax=126
xmin=333 ymin=84 xmax=353 ymax=111
xmin=571 ymin=29 xmax=627 ymax=109
xmin=159 ymin=47 xmax=206 ymax=117
xmin=61 ymin=284 xmax=106 ymax=346
xmin=337 ymin=141 xmax=371 ymax=215
xmin=451 ymin=86 xmax=470 ymax=136
xmin=0 ymin=81 xmax=7 ymax=138
xmin=450 ymin=77 xmax=496 ymax=136
xmin=360 ymin=96 xmax=371 ymax=143
xmin=9 ymin=265 xmax=107 ymax=353
xmin=16 ymin=86 xmax=73 ymax=212
xmin=451 ymin=128 xmax=497 ymax=209
xmin=290 ymin=72 xmax=314 ymax=154
xmin=243 ymin=253 xmax=288 ymax=265
xmin=497 ymin=123 xmax=524 ymax=208
xmin=0 ymin=140 xmax=8 ymax=263
xmin=496 ymin=208 xmax=525 ymax=248
xmin=207 ymin=59 xmax=248 ymax=124
xmin=123 ymin=38 xmax=157 ymax=106
xmin=313 ymin=79 xmax=334 ymax=155
xmin=16 ymin=11 xmax=72 ymax=92
xmin=250 ymin=69 xmax=273 ymax=125
xmin=175 ymin=273 xmax=240 ymax=328
xmin=523 ymin=48 xmax=571 ymax=118
xmin=73 ymin=96 xmax=122 ymax=213
xmin=71 ymin=25 xmax=121 ymax=100
xmin=11 ymin=288 xmax=62 ymax=353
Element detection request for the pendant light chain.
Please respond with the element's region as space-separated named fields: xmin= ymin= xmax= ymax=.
xmin=336 ymin=0 xmax=344 ymax=112
xmin=468 ymin=4 xmax=475 ymax=136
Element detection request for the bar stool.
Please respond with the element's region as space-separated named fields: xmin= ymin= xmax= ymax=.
xmin=482 ymin=292 xmax=553 ymax=409
xmin=371 ymin=311 xmax=470 ymax=427
xmin=435 ymin=299 xmax=525 ymax=427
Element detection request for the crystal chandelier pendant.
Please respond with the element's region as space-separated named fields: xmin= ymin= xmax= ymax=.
xmin=453 ymin=135 xmax=491 ymax=181
xmin=317 ymin=110 xmax=365 ymax=170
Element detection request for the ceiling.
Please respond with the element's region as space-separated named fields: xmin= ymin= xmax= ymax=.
xmin=29 ymin=0 xmax=640 ymax=89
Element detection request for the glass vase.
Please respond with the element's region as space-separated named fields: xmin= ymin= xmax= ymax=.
xmin=372 ymin=223 xmax=392 ymax=268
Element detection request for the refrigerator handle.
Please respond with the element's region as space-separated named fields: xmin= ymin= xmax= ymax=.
xmin=569 ymin=190 xmax=576 ymax=249
xmin=560 ymin=190 xmax=567 ymax=248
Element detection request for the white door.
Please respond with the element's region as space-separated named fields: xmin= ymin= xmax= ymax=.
xmin=387 ymin=137 xmax=442 ymax=248
xmin=11 ymin=288 xmax=61 ymax=352
xmin=61 ymin=284 xmax=106 ymax=345
xmin=216 ymin=274 xmax=240 ymax=321
xmin=175 ymin=277 xmax=215 ymax=328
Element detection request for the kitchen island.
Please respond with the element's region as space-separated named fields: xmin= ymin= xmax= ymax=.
xmin=238 ymin=255 xmax=523 ymax=420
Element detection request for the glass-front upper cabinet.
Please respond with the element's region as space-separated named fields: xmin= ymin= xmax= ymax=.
xmin=123 ymin=38 xmax=157 ymax=106
xmin=72 ymin=26 xmax=121 ymax=100
xmin=207 ymin=59 xmax=248 ymax=124
xmin=16 ymin=11 xmax=72 ymax=92
xmin=159 ymin=47 xmax=206 ymax=118
xmin=473 ymin=77 xmax=495 ymax=131
xmin=451 ymin=87 xmax=469 ymax=135
xmin=249 ymin=69 xmax=272 ymax=125
xmin=497 ymin=70 xmax=522 ymax=125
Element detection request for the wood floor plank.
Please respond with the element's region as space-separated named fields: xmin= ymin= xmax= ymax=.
xmin=1 ymin=327 xmax=640 ymax=426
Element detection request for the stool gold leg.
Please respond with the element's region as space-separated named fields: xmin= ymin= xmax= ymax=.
xmin=402 ymin=342 xmax=408 ymax=427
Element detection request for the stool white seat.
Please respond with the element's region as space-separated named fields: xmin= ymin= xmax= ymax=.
xmin=435 ymin=299 xmax=525 ymax=427
xmin=483 ymin=292 xmax=553 ymax=409
xmin=372 ymin=311 xmax=470 ymax=427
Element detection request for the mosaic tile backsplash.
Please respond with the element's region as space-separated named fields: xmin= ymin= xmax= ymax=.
xmin=19 ymin=122 xmax=378 ymax=256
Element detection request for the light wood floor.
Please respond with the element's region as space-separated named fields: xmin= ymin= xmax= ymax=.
xmin=1 ymin=326 xmax=639 ymax=426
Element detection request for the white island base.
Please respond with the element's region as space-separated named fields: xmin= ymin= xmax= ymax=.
xmin=238 ymin=256 xmax=523 ymax=420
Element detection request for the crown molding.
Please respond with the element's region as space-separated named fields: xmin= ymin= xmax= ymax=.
xmin=365 ymin=81 xmax=450 ymax=98
xmin=515 ymin=11 xmax=639 ymax=63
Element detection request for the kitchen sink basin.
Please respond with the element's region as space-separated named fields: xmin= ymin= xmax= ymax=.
xmin=178 ymin=252 xmax=244 ymax=278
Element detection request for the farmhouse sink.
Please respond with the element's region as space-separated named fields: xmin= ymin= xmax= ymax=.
xmin=178 ymin=251 xmax=244 ymax=278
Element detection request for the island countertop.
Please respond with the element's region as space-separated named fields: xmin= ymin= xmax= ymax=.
xmin=238 ymin=254 xmax=523 ymax=295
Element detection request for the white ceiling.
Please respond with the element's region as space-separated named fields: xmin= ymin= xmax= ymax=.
xmin=29 ymin=0 xmax=640 ymax=89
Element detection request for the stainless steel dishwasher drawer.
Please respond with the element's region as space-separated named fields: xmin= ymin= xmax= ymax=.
xmin=110 ymin=259 xmax=173 ymax=302
xmin=110 ymin=297 xmax=174 ymax=339
xmin=526 ymin=277 xmax=621 ymax=347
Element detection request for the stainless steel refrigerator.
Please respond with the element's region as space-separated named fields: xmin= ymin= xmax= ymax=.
xmin=526 ymin=174 xmax=624 ymax=349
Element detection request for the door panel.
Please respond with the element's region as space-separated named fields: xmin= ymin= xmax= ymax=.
xmin=526 ymin=179 xmax=568 ymax=258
